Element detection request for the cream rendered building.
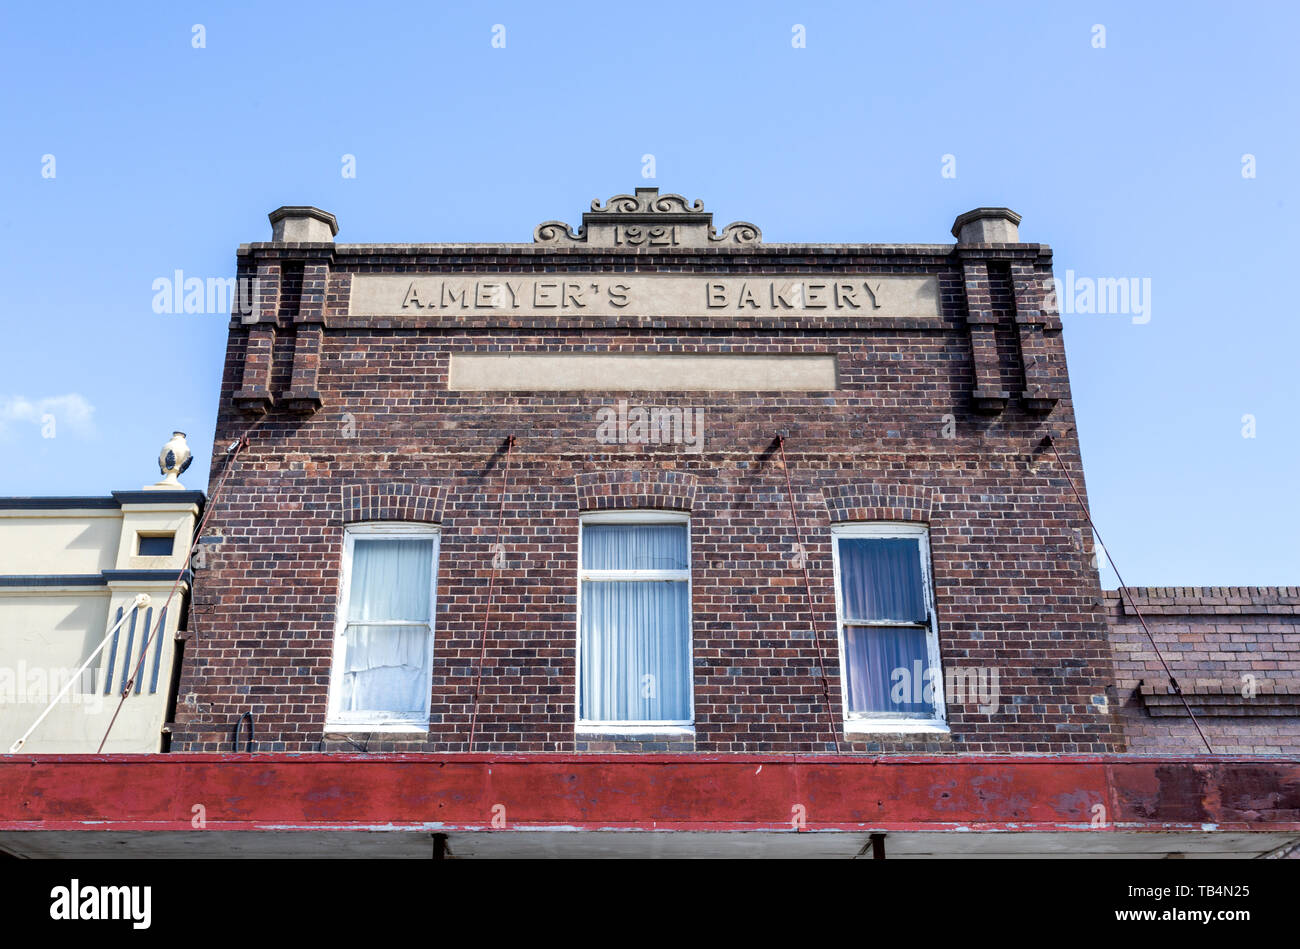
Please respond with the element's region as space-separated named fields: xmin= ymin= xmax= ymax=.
xmin=0 ymin=443 xmax=202 ymax=753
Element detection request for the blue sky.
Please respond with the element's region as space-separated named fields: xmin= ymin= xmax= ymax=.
xmin=0 ymin=1 xmax=1295 ymax=586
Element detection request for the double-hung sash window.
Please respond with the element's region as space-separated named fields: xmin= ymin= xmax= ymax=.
xmin=327 ymin=523 xmax=439 ymax=731
xmin=578 ymin=512 xmax=693 ymax=731
xmin=831 ymin=523 xmax=946 ymax=732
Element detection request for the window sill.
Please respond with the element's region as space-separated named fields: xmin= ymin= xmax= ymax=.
xmin=844 ymin=720 xmax=950 ymax=736
xmin=575 ymin=724 xmax=695 ymax=737
xmin=324 ymin=722 xmax=429 ymax=735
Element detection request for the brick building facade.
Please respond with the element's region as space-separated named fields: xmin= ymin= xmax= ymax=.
xmin=170 ymin=191 xmax=1123 ymax=756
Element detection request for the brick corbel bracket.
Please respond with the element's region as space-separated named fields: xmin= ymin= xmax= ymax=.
xmin=274 ymin=207 xmax=337 ymax=415
xmin=821 ymin=482 xmax=936 ymax=523
xmin=953 ymin=208 xmax=1017 ymax=415
xmin=1010 ymin=256 xmax=1060 ymax=413
xmin=574 ymin=469 xmax=698 ymax=512
xmin=952 ymin=208 xmax=1060 ymax=415
xmin=341 ymin=482 xmax=446 ymax=524
xmin=282 ymin=258 xmax=332 ymax=414
xmin=957 ymin=257 xmax=1010 ymax=414
xmin=235 ymin=207 xmax=338 ymax=417
xmin=231 ymin=259 xmax=281 ymax=416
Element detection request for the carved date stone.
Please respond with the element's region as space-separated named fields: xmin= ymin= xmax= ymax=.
xmin=534 ymin=187 xmax=761 ymax=248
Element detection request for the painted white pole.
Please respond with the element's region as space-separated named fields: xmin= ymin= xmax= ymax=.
xmin=8 ymin=593 xmax=150 ymax=753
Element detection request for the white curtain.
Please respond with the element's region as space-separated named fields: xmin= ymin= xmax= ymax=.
xmin=341 ymin=538 xmax=433 ymax=715
xmin=839 ymin=537 xmax=931 ymax=715
xmin=581 ymin=523 xmax=690 ymax=721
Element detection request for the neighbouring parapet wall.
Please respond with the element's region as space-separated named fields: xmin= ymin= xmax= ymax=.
xmin=1107 ymin=587 xmax=1300 ymax=754
xmin=0 ymin=492 xmax=203 ymax=753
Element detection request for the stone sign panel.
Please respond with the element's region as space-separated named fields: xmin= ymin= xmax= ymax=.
xmin=349 ymin=273 xmax=940 ymax=318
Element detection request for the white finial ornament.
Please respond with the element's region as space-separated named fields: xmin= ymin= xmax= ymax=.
xmin=149 ymin=431 xmax=193 ymax=490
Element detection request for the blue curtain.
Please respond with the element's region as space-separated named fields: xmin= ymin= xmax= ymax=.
xmin=843 ymin=626 xmax=931 ymax=715
xmin=839 ymin=536 xmax=931 ymax=715
xmin=341 ymin=538 xmax=434 ymax=715
xmin=839 ymin=538 xmax=926 ymax=622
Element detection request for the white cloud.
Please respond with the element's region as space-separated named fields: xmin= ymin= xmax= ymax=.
xmin=0 ymin=394 xmax=96 ymax=438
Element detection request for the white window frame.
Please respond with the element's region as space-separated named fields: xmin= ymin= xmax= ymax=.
xmin=575 ymin=510 xmax=695 ymax=736
xmin=325 ymin=521 xmax=440 ymax=733
xmin=830 ymin=522 xmax=948 ymax=735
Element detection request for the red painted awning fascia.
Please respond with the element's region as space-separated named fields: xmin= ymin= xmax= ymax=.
xmin=1 ymin=753 xmax=1297 ymax=834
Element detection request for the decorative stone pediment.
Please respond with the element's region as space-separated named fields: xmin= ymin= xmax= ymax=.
xmin=534 ymin=187 xmax=761 ymax=247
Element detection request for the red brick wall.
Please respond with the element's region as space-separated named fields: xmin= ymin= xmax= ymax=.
xmin=172 ymin=242 xmax=1124 ymax=754
xmin=1106 ymin=587 xmax=1300 ymax=754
